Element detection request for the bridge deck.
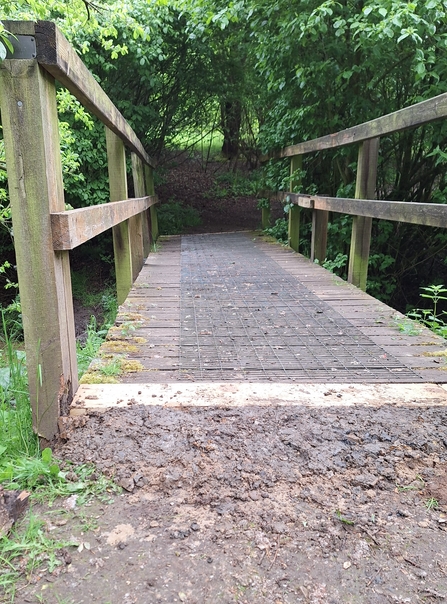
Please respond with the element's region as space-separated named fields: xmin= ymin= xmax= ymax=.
xmin=72 ymin=232 xmax=447 ymax=413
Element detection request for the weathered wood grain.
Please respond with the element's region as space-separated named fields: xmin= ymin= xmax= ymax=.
xmin=288 ymin=155 xmax=302 ymax=252
xmin=348 ymin=139 xmax=379 ymax=291
xmin=311 ymin=209 xmax=328 ymax=263
xmin=144 ymin=165 xmax=159 ymax=241
xmin=106 ymin=128 xmax=133 ymax=305
xmin=310 ymin=196 xmax=447 ymax=227
xmin=0 ymin=58 xmax=78 ymax=442
xmin=268 ymin=91 xmax=447 ymax=159
xmin=7 ymin=20 xmax=156 ymax=167
xmin=51 ymin=196 xmax=157 ymax=250
xmin=132 ymin=153 xmax=151 ymax=257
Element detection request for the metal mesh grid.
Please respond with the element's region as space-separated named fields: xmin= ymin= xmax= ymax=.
xmin=179 ymin=233 xmax=422 ymax=382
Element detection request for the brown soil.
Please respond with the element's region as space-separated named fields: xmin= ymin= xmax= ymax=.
xmin=13 ymin=401 xmax=447 ymax=604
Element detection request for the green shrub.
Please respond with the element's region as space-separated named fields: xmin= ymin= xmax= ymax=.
xmin=157 ymin=201 xmax=201 ymax=235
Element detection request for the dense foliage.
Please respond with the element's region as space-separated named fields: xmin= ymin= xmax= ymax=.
xmin=2 ymin=0 xmax=447 ymax=310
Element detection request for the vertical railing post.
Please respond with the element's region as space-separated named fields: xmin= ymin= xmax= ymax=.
xmin=310 ymin=209 xmax=329 ymax=263
xmin=131 ymin=153 xmax=151 ymax=259
xmin=348 ymin=138 xmax=379 ymax=290
xmin=288 ymin=155 xmax=302 ymax=251
xmin=106 ymin=128 xmax=133 ymax=304
xmin=144 ymin=165 xmax=159 ymax=242
xmin=0 ymin=40 xmax=77 ymax=442
xmin=261 ymin=202 xmax=271 ymax=229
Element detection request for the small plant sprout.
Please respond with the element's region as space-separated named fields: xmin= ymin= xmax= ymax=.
xmin=335 ymin=509 xmax=355 ymax=525
xmin=396 ymin=475 xmax=425 ymax=492
xmin=420 ymin=285 xmax=447 ymax=315
xmin=425 ymin=497 xmax=439 ymax=511
xmin=407 ymin=284 xmax=447 ymax=339
xmin=392 ymin=315 xmax=423 ymax=336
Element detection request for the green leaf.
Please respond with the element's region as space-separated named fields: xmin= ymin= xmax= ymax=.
xmin=0 ymin=467 xmax=14 ymax=481
xmin=0 ymin=42 xmax=7 ymax=61
xmin=0 ymin=367 xmax=10 ymax=390
xmin=415 ymin=62 xmax=426 ymax=76
xmin=49 ymin=464 xmax=60 ymax=476
xmin=0 ymin=445 xmax=6 ymax=457
xmin=378 ymin=7 xmax=388 ymax=17
xmin=41 ymin=448 xmax=52 ymax=464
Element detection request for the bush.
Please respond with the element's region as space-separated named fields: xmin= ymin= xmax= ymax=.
xmin=157 ymin=201 xmax=201 ymax=235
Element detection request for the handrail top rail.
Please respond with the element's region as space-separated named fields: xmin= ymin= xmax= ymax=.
xmin=3 ymin=20 xmax=156 ymax=168
xmin=51 ymin=195 xmax=158 ymax=250
xmin=265 ymin=91 xmax=447 ymax=160
xmin=283 ymin=191 xmax=447 ymax=229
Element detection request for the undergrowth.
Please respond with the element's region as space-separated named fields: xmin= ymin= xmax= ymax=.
xmin=406 ymin=284 xmax=447 ymax=339
xmin=74 ymin=278 xmax=118 ymax=378
xmin=76 ymin=315 xmax=110 ymax=378
xmin=263 ymin=217 xmax=288 ymax=244
xmin=207 ymin=169 xmax=262 ymax=198
xmin=157 ymin=200 xmax=201 ymax=235
xmin=0 ymin=311 xmax=119 ymax=601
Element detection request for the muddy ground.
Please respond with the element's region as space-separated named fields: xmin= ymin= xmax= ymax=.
xmin=13 ymin=398 xmax=447 ymax=604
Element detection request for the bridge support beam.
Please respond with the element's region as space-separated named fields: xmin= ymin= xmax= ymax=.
xmin=0 ymin=43 xmax=78 ymax=443
xmin=106 ymin=128 xmax=134 ymax=305
xmin=144 ymin=165 xmax=159 ymax=242
xmin=288 ymin=155 xmax=302 ymax=251
xmin=348 ymin=138 xmax=379 ymax=291
xmin=131 ymin=153 xmax=151 ymax=258
xmin=261 ymin=203 xmax=271 ymax=229
xmin=310 ymin=209 xmax=329 ymax=263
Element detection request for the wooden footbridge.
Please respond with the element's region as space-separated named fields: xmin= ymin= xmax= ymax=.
xmin=2 ymin=21 xmax=447 ymax=443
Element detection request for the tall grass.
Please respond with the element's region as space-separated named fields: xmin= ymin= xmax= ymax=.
xmin=0 ymin=309 xmax=119 ymax=601
xmin=0 ymin=312 xmax=38 ymax=463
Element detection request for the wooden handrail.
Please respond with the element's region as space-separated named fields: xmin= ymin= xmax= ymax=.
xmin=34 ymin=21 xmax=156 ymax=168
xmin=51 ymin=195 xmax=158 ymax=250
xmin=265 ymin=92 xmax=447 ymax=160
xmin=263 ymin=89 xmax=447 ymax=293
xmin=0 ymin=21 xmax=158 ymax=442
xmin=286 ymin=193 xmax=447 ymax=228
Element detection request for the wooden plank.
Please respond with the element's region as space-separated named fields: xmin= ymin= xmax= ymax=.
xmin=106 ymin=128 xmax=133 ymax=305
xmin=3 ymin=21 xmax=156 ymax=168
xmin=288 ymin=155 xmax=302 ymax=251
xmin=274 ymin=190 xmax=447 ymax=228
xmin=269 ymin=91 xmax=447 ymax=159
xmin=261 ymin=204 xmax=271 ymax=229
xmin=71 ymin=382 xmax=447 ymax=413
xmin=132 ymin=153 xmax=151 ymax=257
xmin=348 ymin=139 xmax=379 ymax=291
xmin=310 ymin=209 xmax=328 ymax=263
xmin=144 ymin=164 xmax=159 ymax=241
xmin=0 ymin=58 xmax=78 ymax=442
xmin=51 ymin=196 xmax=157 ymax=250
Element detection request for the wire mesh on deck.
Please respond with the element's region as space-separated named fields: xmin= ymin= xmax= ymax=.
xmin=179 ymin=233 xmax=421 ymax=382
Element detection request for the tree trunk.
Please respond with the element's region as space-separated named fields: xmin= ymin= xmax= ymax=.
xmin=221 ymin=100 xmax=242 ymax=160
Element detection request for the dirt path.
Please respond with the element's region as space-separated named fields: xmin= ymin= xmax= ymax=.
xmin=157 ymin=156 xmax=284 ymax=234
xmin=15 ymin=395 xmax=447 ymax=604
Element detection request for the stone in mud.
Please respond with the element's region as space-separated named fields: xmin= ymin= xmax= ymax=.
xmin=116 ymin=476 xmax=135 ymax=492
xmin=352 ymin=473 xmax=379 ymax=488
